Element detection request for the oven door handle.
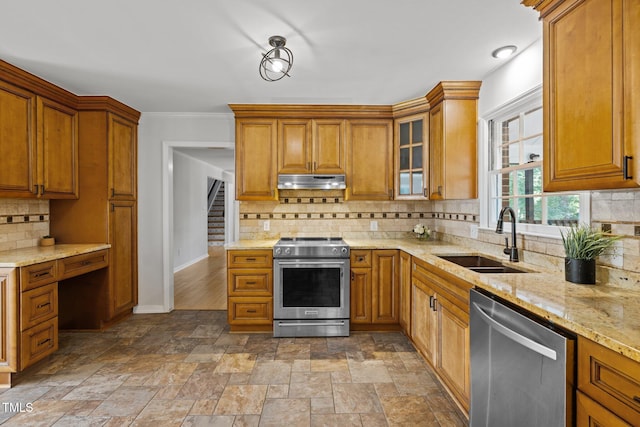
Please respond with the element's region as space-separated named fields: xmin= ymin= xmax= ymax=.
xmin=275 ymin=261 xmax=347 ymax=266
xmin=472 ymin=302 xmax=557 ymax=360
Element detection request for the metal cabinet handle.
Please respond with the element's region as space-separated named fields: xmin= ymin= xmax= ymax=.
xmin=32 ymin=271 xmax=50 ymax=278
xmin=633 ymin=396 xmax=640 ymax=404
xmin=432 ymin=297 xmax=437 ymax=311
xmin=36 ymin=302 xmax=51 ymax=309
xmin=429 ymin=295 xmax=434 ymax=309
xmin=246 ymin=310 xmax=257 ymax=313
xmin=245 ymin=258 xmax=256 ymax=261
xmin=624 ymin=155 xmax=633 ymax=180
xmin=38 ymin=338 xmax=51 ymax=346
xmin=245 ymin=281 xmax=256 ymax=285
xmin=472 ymin=302 xmax=557 ymax=360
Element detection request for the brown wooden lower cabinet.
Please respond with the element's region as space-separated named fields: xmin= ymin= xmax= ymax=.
xmin=398 ymin=251 xmax=411 ymax=334
xmin=350 ymin=249 xmax=399 ymax=330
xmin=226 ymin=249 xmax=273 ymax=332
xmin=0 ymin=249 xmax=110 ymax=388
xmin=577 ymin=391 xmax=632 ymax=427
xmin=577 ymin=336 xmax=640 ymax=426
xmin=410 ymin=257 xmax=471 ymax=413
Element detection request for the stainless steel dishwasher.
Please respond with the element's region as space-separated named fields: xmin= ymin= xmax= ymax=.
xmin=470 ymin=289 xmax=575 ymax=427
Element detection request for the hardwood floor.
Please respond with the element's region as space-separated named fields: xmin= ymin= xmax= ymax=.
xmin=174 ymin=246 xmax=227 ymax=310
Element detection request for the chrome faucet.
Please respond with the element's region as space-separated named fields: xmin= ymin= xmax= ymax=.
xmin=495 ymin=207 xmax=519 ymax=262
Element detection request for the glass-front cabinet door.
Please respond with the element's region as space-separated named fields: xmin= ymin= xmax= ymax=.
xmin=395 ymin=113 xmax=428 ymax=199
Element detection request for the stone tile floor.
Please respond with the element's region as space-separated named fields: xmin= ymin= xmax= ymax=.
xmin=0 ymin=311 xmax=467 ymax=426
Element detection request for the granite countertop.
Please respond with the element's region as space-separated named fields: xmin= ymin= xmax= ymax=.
xmin=0 ymin=243 xmax=111 ymax=267
xmin=227 ymin=238 xmax=640 ymax=363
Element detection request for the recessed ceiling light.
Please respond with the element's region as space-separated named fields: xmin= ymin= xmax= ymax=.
xmin=491 ymin=45 xmax=518 ymax=59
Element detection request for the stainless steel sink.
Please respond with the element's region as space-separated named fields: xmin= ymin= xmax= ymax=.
xmin=437 ymin=255 xmax=527 ymax=274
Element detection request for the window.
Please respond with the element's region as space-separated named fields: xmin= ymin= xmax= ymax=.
xmin=483 ymin=88 xmax=588 ymax=235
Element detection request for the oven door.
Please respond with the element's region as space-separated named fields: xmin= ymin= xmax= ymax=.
xmin=273 ymin=258 xmax=350 ymax=320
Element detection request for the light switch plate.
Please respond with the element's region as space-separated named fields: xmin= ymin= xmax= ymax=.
xmin=263 ymin=220 xmax=270 ymax=231
xmin=470 ymin=224 xmax=478 ymax=239
xmin=370 ymin=220 xmax=378 ymax=231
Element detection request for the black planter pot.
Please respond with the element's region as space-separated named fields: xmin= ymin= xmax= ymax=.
xmin=565 ymin=258 xmax=596 ymax=284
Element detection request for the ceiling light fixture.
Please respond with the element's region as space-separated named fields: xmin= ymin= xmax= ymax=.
xmin=491 ymin=45 xmax=517 ymax=59
xmin=259 ymin=35 xmax=293 ymax=82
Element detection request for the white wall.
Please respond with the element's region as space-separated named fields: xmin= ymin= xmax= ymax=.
xmin=479 ymin=38 xmax=542 ymax=116
xmin=137 ymin=113 xmax=235 ymax=312
xmin=173 ymin=151 xmax=220 ymax=272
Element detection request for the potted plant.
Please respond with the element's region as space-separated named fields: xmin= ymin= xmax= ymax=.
xmin=560 ymin=224 xmax=619 ymax=284
xmin=39 ymin=235 xmax=55 ymax=246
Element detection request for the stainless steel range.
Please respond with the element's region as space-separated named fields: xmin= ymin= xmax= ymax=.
xmin=273 ymin=237 xmax=350 ymax=337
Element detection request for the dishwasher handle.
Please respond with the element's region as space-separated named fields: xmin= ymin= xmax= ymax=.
xmin=472 ymin=302 xmax=557 ymax=361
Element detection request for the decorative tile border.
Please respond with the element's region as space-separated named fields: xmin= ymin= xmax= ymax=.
xmin=240 ymin=210 xmax=479 ymax=222
xmin=0 ymin=214 xmax=49 ymax=225
xmin=281 ymin=197 xmax=344 ymax=204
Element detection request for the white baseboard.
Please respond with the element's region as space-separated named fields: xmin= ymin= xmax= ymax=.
xmin=173 ymin=253 xmax=209 ymax=273
xmin=133 ymin=305 xmax=170 ymax=314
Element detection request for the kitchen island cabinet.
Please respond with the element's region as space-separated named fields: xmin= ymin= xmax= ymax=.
xmin=523 ymin=0 xmax=640 ymax=192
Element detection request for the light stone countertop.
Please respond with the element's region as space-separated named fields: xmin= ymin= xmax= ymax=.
xmin=227 ymin=238 xmax=640 ymax=363
xmin=0 ymin=243 xmax=111 ymax=267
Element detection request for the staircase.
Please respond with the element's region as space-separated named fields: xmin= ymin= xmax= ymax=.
xmin=208 ymin=181 xmax=225 ymax=246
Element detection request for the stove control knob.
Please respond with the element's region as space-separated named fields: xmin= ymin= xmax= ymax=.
xmin=332 ymin=247 xmax=338 ymax=254
xmin=284 ymin=248 xmax=291 ymax=255
xmin=341 ymin=247 xmax=348 ymax=254
xmin=274 ymin=248 xmax=281 ymax=256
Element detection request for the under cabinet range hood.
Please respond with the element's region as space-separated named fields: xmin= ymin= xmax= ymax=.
xmin=277 ymin=174 xmax=346 ymax=190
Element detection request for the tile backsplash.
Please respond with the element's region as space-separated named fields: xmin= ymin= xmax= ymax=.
xmin=239 ymin=188 xmax=640 ymax=287
xmin=0 ymin=199 xmax=50 ymax=251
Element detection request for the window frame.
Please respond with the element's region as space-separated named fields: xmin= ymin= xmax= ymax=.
xmin=478 ymin=86 xmax=590 ymax=238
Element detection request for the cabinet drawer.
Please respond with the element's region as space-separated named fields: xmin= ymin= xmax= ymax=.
xmin=20 ymin=261 xmax=58 ymax=291
xmin=228 ymin=269 xmax=272 ymax=296
xmin=227 ymin=250 xmax=272 ymax=268
xmin=578 ymin=336 xmax=640 ymax=424
xmin=351 ymin=250 xmax=372 ymax=267
xmin=59 ymin=249 xmax=109 ymax=280
xmin=20 ymin=317 xmax=58 ymax=369
xmin=577 ymin=390 xmax=632 ymax=427
xmin=228 ymin=297 xmax=272 ymax=325
xmin=21 ymin=282 xmax=58 ymax=331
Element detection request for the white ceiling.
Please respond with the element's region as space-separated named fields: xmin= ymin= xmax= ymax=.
xmin=0 ymin=0 xmax=541 ymax=114
xmin=2 ymin=1 xmax=540 ymax=172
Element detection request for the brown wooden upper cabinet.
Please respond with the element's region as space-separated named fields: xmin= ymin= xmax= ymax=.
xmin=346 ymin=119 xmax=394 ymax=200
xmin=108 ymin=114 xmax=137 ymax=200
xmin=0 ymin=80 xmax=78 ymax=199
xmin=524 ymin=0 xmax=639 ymax=191
xmin=278 ymin=119 xmax=346 ymax=174
xmin=426 ymin=81 xmax=481 ymax=200
xmin=235 ymin=118 xmax=278 ymax=201
xmin=394 ymin=105 xmax=429 ymax=200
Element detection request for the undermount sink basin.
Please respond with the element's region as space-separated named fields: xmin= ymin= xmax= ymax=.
xmin=437 ymin=255 xmax=527 ymax=274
